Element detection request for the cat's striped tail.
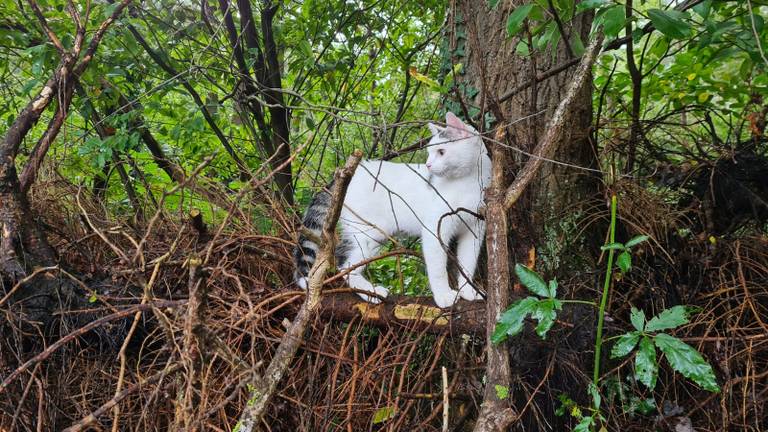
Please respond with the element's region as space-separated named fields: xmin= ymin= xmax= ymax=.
xmin=293 ymin=187 xmax=330 ymax=289
xmin=293 ymin=183 xmax=350 ymax=289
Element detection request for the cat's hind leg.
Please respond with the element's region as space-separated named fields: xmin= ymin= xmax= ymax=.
xmin=339 ymin=232 xmax=389 ymax=304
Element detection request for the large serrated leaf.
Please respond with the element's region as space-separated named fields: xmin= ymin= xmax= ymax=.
xmin=514 ymin=264 xmax=548 ymax=297
xmin=635 ymin=336 xmax=658 ymax=389
xmin=611 ymin=331 xmax=640 ymax=358
xmin=647 ymin=9 xmax=692 ymax=39
xmin=654 ymin=333 xmax=720 ymax=392
xmin=492 ymin=297 xmax=539 ymax=344
xmin=573 ymin=416 xmax=594 ymax=432
xmin=645 ymin=306 xmax=689 ymax=332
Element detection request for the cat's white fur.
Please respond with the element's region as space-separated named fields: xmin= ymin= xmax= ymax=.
xmin=297 ymin=112 xmax=491 ymax=308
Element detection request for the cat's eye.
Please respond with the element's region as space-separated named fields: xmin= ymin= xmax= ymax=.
xmin=438 ymin=149 xmax=445 ymax=156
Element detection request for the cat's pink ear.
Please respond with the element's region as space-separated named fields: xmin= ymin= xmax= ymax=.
xmin=445 ymin=112 xmax=469 ymax=138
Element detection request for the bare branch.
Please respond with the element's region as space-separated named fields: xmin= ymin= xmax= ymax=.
xmin=26 ymin=0 xmax=64 ymax=52
xmin=234 ymin=150 xmax=363 ymax=431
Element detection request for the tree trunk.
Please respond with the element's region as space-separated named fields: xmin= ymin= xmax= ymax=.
xmin=452 ymin=1 xmax=597 ymax=268
xmin=449 ymin=1 xmax=598 ymax=429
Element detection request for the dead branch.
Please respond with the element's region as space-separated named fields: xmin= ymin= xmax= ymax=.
xmin=0 ymin=300 xmax=184 ymax=393
xmin=234 ymin=150 xmax=363 ymax=431
xmin=62 ymin=363 xmax=183 ymax=432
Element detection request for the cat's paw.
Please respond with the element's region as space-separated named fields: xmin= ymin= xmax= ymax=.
xmin=432 ymin=289 xmax=460 ymax=308
xmin=296 ymin=277 xmax=308 ymax=290
xmin=458 ymin=285 xmax=483 ymax=301
xmin=356 ymin=285 xmax=389 ymax=304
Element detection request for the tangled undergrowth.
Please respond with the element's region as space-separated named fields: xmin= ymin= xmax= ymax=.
xmin=0 ymin=171 xmax=766 ymax=432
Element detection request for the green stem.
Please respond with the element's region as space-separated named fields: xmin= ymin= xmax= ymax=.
xmin=593 ymin=195 xmax=617 ymax=388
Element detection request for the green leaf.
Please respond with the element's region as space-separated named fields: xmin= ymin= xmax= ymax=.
xmin=600 ymin=242 xmax=626 ymax=251
xmin=611 ymin=331 xmax=640 ymax=358
xmin=574 ymin=416 xmax=594 ymax=432
xmin=647 ymin=9 xmax=692 ymax=39
xmin=692 ymin=0 xmax=712 ymax=19
xmin=494 ymin=384 xmax=509 ymax=400
xmin=515 ymin=40 xmax=531 ymax=56
xmin=654 ymin=333 xmax=720 ymax=392
xmin=570 ymin=34 xmax=586 ymax=57
xmin=547 ymin=278 xmax=558 ymax=298
xmin=625 ymin=235 xmax=650 ymax=248
xmin=372 ymin=406 xmax=396 ymax=424
xmin=576 ymin=0 xmax=606 ymax=14
xmin=635 ymin=336 xmax=658 ymax=389
xmin=88 ymin=293 xmax=98 ymax=303
xmin=492 ymin=296 xmax=539 ymax=343
xmin=530 ymin=299 xmax=562 ymax=338
xmin=630 ymin=307 xmax=645 ymax=331
xmin=645 ymin=306 xmax=689 ymax=332
xmin=588 ymin=382 xmax=601 ymax=410
xmin=601 ymin=5 xmax=626 ymax=39
xmin=616 ymin=251 xmax=631 ymax=273
xmin=514 ymin=264 xmax=548 ymax=297
xmin=506 ymin=4 xmax=535 ymax=38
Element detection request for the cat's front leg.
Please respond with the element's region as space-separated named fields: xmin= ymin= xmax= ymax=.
xmin=421 ymin=227 xmax=460 ymax=308
xmin=455 ymin=221 xmax=485 ymax=301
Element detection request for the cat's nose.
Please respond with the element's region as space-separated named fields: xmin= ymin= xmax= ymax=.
xmin=426 ymin=163 xmax=432 ymax=169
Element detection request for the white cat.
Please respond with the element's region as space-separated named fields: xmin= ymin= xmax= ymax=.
xmin=294 ymin=112 xmax=491 ymax=308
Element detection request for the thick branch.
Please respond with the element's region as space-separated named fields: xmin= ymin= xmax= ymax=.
xmin=319 ymin=292 xmax=485 ymax=335
xmin=235 ymin=150 xmax=362 ymax=431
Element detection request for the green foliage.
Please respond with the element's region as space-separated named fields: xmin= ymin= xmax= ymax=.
xmin=506 ymin=4 xmax=535 ymax=38
xmin=647 ymin=9 xmax=692 ymax=39
xmin=492 ymin=264 xmax=563 ymax=343
xmin=371 ymin=406 xmax=396 ymax=424
xmin=611 ymin=307 xmax=720 ymax=393
xmin=600 ymin=234 xmax=649 ymax=275
xmin=494 ymin=384 xmax=509 ymax=400
xmin=654 ymin=333 xmax=720 ymax=393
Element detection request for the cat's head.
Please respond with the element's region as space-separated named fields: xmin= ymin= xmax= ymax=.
xmin=425 ymin=112 xmax=485 ymax=179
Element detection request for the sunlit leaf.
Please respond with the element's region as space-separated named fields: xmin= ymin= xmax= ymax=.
xmin=630 ymin=307 xmax=645 ymax=332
